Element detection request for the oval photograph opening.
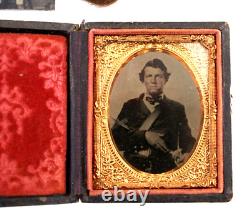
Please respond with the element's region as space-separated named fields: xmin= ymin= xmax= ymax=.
xmin=109 ymin=51 xmax=202 ymax=174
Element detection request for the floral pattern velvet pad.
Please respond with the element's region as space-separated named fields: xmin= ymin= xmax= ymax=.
xmin=0 ymin=33 xmax=67 ymax=196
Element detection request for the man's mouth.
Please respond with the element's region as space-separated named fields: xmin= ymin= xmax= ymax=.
xmin=150 ymin=86 xmax=158 ymax=89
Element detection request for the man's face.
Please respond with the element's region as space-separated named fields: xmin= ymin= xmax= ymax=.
xmin=143 ymin=66 xmax=167 ymax=96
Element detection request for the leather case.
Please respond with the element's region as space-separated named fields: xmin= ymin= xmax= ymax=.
xmin=0 ymin=20 xmax=232 ymax=206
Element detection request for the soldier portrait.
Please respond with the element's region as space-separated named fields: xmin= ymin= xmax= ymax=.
xmin=109 ymin=51 xmax=202 ymax=174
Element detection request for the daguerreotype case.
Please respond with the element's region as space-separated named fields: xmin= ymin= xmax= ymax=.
xmin=0 ymin=20 xmax=232 ymax=206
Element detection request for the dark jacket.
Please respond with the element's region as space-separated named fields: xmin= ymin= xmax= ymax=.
xmin=111 ymin=94 xmax=196 ymax=174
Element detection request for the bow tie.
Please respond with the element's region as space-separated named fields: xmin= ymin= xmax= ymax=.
xmin=145 ymin=95 xmax=163 ymax=105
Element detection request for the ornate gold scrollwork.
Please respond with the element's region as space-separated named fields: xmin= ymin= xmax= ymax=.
xmin=93 ymin=34 xmax=217 ymax=189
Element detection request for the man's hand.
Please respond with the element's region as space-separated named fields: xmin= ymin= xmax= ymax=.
xmin=170 ymin=149 xmax=189 ymax=165
xmin=170 ymin=148 xmax=183 ymax=165
xmin=145 ymin=131 xmax=168 ymax=152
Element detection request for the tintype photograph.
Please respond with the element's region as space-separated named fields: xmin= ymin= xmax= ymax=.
xmin=109 ymin=52 xmax=201 ymax=174
xmin=0 ymin=0 xmax=55 ymax=10
xmin=89 ymin=29 xmax=223 ymax=193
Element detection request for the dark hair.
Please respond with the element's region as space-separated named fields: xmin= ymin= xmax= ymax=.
xmin=139 ymin=58 xmax=171 ymax=82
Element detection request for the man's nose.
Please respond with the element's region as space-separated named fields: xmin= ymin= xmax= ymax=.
xmin=151 ymin=76 xmax=157 ymax=83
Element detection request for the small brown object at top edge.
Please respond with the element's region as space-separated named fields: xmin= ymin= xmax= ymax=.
xmin=85 ymin=0 xmax=117 ymax=6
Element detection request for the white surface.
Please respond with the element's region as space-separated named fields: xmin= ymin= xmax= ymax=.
xmin=0 ymin=0 xmax=248 ymax=217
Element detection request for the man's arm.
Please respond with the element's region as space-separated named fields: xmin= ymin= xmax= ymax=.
xmin=111 ymin=102 xmax=149 ymax=153
xmin=178 ymin=105 xmax=196 ymax=153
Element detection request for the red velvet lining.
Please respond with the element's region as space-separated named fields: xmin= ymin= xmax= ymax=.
xmin=0 ymin=33 xmax=68 ymax=196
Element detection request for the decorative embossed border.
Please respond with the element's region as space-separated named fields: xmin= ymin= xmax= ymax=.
xmin=87 ymin=28 xmax=225 ymax=197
